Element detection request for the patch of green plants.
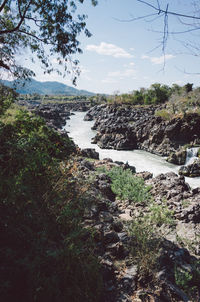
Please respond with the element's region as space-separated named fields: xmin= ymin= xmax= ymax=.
xmin=128 ymin=216 xmax=161 ymax=277
xmin=0 ymin=96 xmax=103 ymax=302
xmin=105 ymin=166 xmax=151 ymax=204
xmin=127 ymin=199 xmax=175 ymax=277
xmin=148 ymin=200 xmax=175 ymax=227
xmin=154 ymin=109 xmax=173 ymax=120
xmin=175 ymin=261 xmax=200 ymax=300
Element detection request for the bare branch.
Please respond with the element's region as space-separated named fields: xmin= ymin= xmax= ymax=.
xmin=135 ymin=0 xmax=200 ymax=20
xmin=114 ymin=12 xmax=160 ymax=23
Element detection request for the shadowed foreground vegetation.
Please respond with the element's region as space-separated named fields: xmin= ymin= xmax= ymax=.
xmin=0 ymin=85 xmax=103 ymax=302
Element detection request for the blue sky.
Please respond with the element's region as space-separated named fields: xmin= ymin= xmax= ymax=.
xmin=18 ymin=0 xmax=200 ymax=94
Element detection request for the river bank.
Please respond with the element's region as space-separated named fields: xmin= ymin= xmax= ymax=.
xmin=28 ymin=103 xmax=200 ymax=301
xmin=65 ymin=111 xmax=200 ymax=189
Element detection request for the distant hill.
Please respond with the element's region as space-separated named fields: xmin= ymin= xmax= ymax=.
xmin=1 ymin=79 xmax=95 ymax=96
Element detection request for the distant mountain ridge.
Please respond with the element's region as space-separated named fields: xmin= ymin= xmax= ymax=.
xmin=1 ymin=79 xmax=95 ymax=96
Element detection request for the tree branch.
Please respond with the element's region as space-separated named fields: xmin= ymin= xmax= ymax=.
xmin=135 ymin=0 xmax=200 ymax=20
xmin=0 ymin=0 xmax=8 ymax=12
xmin=0 ymin=0 xmax=32 ymax=35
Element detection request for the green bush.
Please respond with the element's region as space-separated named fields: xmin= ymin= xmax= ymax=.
xmin=105 ymin=166 xmax=151 ymax=204
xmin=128 ymin=217 xmax=161 ymax=277
xmin=0 ymin=109 xmax=103 ymax=302
xmin=128 ymin=199 xmax=175 ymax=277
xmin=0 ymin=84 xmax=17 ymax=116
xmin=155 ymin=109 xmax=172 ymax=120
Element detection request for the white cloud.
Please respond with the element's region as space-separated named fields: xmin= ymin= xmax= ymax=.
xmin=103 ymin=68 xmax=136 ymax=83
xmin=107 ymin=71 xmax=121 ymax=77
xmin=108 ymin=68 xmax=136 ymax=78
xmin=141 ymin=54 xmax=175 ymax=64
xmin=102 ymin=78 xmax=118 ymax=84
xmin=86 ymin=42 xmax=133 ymax=58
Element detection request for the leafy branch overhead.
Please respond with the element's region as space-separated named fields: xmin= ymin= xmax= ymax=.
xmin=0 ymin=0 xmax=97 ymax=82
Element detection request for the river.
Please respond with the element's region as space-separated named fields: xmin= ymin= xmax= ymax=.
xmin=64 ymin=111 xmax=200 ymax=189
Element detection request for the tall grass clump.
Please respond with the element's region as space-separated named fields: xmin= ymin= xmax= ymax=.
xmin=128 ymin=200 xmax=175 ymax=278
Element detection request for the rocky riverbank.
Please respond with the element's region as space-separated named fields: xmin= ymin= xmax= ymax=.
xmin=28 ymin=101 xmax=93 ymax=130
xmin=30 ymin=104 xmax=200 ymax=301
xmin=74 ymin=153 xmax=200 ymax=301
xmin=85 ymin=104 xmax=200 ymax=157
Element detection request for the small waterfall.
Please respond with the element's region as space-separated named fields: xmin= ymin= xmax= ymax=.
xmin=185 ymin=147 xmax=199 ymax=165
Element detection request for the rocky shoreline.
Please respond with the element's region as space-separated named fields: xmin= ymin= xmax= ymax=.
xmin=84 ymin=104 xmax=200 ymax=158
xmin=75 ymin=155 xmax=200 ymax=301
xmin=31 ymin=102 xmax=200 ymax=301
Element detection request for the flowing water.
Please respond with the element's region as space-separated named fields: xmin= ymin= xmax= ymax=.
xmin=185 ymin=147 xmax=199 ymax=165
xmin=64 ymin=112 xmax=200 ymax=189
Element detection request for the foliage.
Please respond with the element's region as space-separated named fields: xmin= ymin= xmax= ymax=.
xmin=0 ymin=83 xmax=18 ymax=116
xmin=128 ymin=217 xmax=161 ymax=277
xmin=0 ymin=109 xmax=103 ymax=302
xmin=0 ymin=0 xmax=97 ymax=82
xmin=148 ymin=200 xmax=175 ymax=227
xmin=155 ymin=84 xmax=200 ymax=119
xmin=175 ymin=261 xmax=200 ymax=299
xmin=154 ymin=108 xmax=172 ymax=120
xmin=128 ymin=199 xmax=175 ymax=277
xmin=104 ymin=166 xmax=151 ymax=204
xmin=107 ymin=83 xmax=171 ymax=105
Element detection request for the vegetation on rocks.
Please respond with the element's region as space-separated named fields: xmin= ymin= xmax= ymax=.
xmin=104 ymin=166 xmax=151 ymax=204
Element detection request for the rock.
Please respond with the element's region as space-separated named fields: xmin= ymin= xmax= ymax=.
xmin=179 ymin=159 xmax=200 ymax=177
xmin=100 ymin=212 xmax=114 ymax=223
xmin=96 ymin=173 xmax=116 ymax=201
xmin=85 ymin=104 xmax=200 ymax=156
xmin=106 ymin=242 xmax=125 ymax=258
xmin=103 ymin=231 xmax=119 ymax=244
xmin=167 ymin=149 xmax=187 ymax=165
xmin=81 ymin=148 xmax=99 ymax=159
xmin=112 ymin=220 xmax=124 ymax=232
xmin=120 ymin=265 xmax=137 ymax=293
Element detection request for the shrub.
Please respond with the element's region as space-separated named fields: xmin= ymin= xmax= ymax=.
xmin=128 ymin=199 xmax=175 ymax=277
xmin=105 ymin=166 xmax=151 ymax=204
xmin=128 ymin=217 xmax=161 ymax=277
xmin=155 ymin=109 xmax=172 ymax=120
xmin=0 ymin=84 xmax=18 ymax=115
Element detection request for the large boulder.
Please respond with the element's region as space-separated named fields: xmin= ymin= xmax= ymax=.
xmin=179 ymin=159 xmax=200 ymax=177
xmin=81 ymin=148 xmax=99 ymax=159
xmin=167 ymin=149 xmax=187 ymax=165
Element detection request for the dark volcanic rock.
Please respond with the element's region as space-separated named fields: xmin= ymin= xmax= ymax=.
xmin=85 ymin=104 xmax=200 ymax=157
xmin=167 ymin=149 xmax=187 ymax=165
xmin=81 ymin=148 xmax=99 ymax=159
xmin=179 ymin=159 xmax=200 ymax=177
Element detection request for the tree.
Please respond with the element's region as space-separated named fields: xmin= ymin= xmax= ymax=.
xmin=0 ymin=0 xmax=97 ymax=83
xmin=0 ymin=84 xmax=17 ymax=116
xmin=127 ymin=1 xmax=200 ymax=67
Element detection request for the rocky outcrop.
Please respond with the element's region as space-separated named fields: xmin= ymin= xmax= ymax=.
xmin=81 ymin=148 xmax=99 ymax=159
xmin=33 ymin=102 xmax=92 ymax=129
xmin=85 ymin=104 xmax=200 ymax=156
xmin=179 ymin=158 xmax=200 ymax=177
xmin=167 ymin=149 xmax=187 ymax=165
xmin=76 ymin=157 xmax=200 ymax=302
xmin=34 ymin=103 xmax=71 ymax=129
